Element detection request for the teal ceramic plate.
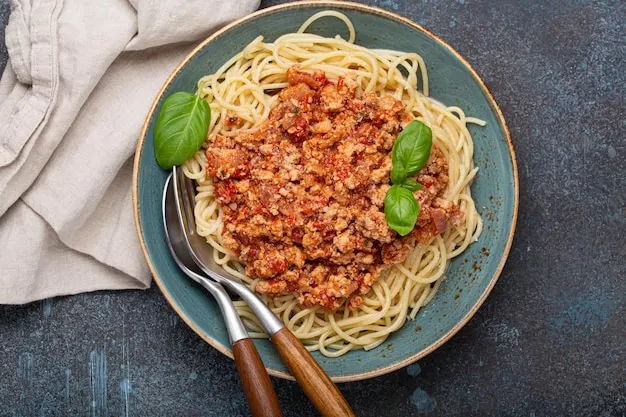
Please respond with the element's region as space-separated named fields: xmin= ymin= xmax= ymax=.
xmin=133 ymin=1 xmax=518 ymax=382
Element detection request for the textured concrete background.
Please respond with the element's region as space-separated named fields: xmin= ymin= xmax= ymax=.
xmin=0 ymin=0 xmax=624 ymax=416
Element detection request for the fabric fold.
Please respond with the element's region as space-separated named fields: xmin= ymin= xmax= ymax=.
xmin=0 ymin=0 xmax=59 ymax=171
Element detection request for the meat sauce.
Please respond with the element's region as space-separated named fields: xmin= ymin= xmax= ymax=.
xmin=206 ymin=67 xmax=462 ymax=311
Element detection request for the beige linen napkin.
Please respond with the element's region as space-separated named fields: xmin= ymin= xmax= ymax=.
xmin=0 ymin=0 xmax=260 ymax=303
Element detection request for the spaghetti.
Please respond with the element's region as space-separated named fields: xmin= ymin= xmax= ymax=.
xmin=182 ymin=11 xmax=483 ymax=357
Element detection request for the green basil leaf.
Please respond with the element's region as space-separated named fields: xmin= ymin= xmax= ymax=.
xmin=390 ymin=164 xmax=407 ymax=185
xmin=400 ymin=178 xmax=424 ymax=192
xmin=154 ymin=92 xmax=211 ymax=170
xmin=391 ymin=120 xmax=432 ymax=177
xmin=384 ymin=184 xmax=420 ymax=236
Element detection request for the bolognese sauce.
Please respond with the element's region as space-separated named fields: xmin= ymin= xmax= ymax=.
xmin=206 ymin=67 xmax=462 ymax=311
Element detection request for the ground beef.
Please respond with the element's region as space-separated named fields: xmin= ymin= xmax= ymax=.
xmin=206 ymin=66 xmax=462 ymax=311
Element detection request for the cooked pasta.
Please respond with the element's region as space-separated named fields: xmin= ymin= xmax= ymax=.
xmin=182 ymin=11 xmax=483 ymax=357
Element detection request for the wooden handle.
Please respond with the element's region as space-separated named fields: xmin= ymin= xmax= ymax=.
xmin=270 ymin=328 xmax=355 ymax=417
xmin=232 ymin=338 xmax=283 ymax=417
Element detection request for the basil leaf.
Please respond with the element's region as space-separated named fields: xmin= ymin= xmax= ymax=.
xmin=391 ymin=120 xmax=432 ymax=177
xmin=400 ymin=178 xmax=424 ymax=192
xmin=390 ymin=164 xmax=407 ymax=185
xmin=384 ymin=185 xmax=420 ymax=236
xmin=154 ymin=92 xmax=211 ymax=170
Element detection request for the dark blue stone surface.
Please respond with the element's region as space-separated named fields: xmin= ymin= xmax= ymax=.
xmin=0 ymin=1 xmax=624 ymax=416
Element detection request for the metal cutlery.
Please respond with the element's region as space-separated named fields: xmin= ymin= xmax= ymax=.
xmin=162 ymin=174 xmax=282 ymax=417
xmin=172 ymin=166 xmax=355 ymax=417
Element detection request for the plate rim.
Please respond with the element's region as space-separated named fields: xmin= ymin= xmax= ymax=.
xmin=132 ymin=0 xmax=519 ymax=383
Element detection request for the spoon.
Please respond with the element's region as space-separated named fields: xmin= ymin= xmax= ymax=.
xmin=172 ymin=166 xmax=355 ymax=417
xmin=162 ymin=173 xmax=282 ymax=417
